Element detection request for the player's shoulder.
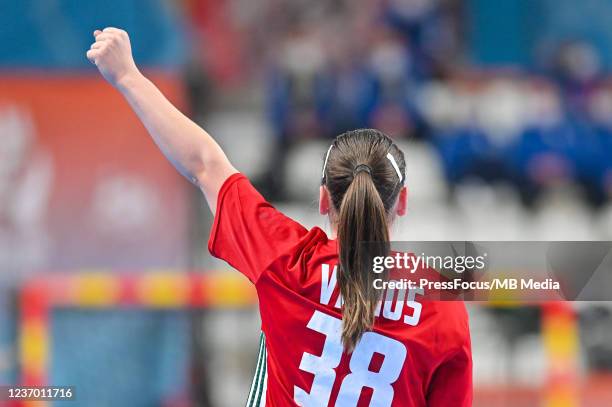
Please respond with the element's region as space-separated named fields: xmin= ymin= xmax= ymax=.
xmin=427 ymin=300 xmax=470 ymax=347
xmin=257 ymin=225 xmax=334 ymax=283
xmin=285 ymin=226 xmax=335 ymax=266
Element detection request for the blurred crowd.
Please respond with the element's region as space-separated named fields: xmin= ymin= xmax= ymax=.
xmin=188 ymin=0 xmax=612 ymax=207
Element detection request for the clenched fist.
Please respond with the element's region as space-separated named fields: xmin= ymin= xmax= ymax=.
xmin=86 ymin=28 xmax=140 ymax=88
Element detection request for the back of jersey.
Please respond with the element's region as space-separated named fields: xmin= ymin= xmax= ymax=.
xmin=209 ymin=174 xmax=472 ymax=406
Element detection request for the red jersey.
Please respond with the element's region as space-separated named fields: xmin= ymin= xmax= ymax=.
xmin=209 ymin=174 xmax=472 ymax=407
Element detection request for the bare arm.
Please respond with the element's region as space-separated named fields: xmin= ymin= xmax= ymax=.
xmin=86 ymin=27 xmax=237 ymax=212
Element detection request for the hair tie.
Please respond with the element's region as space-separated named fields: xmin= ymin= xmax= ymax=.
xmin=353 ymin=164 xmax=372 ymax=177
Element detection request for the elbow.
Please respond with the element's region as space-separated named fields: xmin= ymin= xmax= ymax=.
xmin=169 ymin=155 xmax=206 ymax=186
xmin=185 ymin=149 xmax=234 ymax=189
xmin=188 ymin=159 xmax=207 ymax=186
xmin=186 ymin=151 xmax=208 ymax=185
xmin=192 ymin=169 xmax=207 ymax=187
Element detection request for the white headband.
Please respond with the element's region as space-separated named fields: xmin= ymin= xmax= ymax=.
xmin=321 ymin=145 xmax=403 ymax=183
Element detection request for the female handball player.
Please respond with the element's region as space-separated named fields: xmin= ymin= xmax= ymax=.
xmin=87 ymin=27 xmax=472 ymax=407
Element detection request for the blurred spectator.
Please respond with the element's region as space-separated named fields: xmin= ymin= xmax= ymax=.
xmin=584 ymin=87 xmax=612 ymax=205
xmin=506 ymin=83 xmax=576 ymax=206
xmin=550 ymin=40 xmax=603 ymax=116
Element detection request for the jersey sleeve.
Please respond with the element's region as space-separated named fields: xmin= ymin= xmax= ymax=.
xmin=425 ymin=311 xmax=473 ymax=407
xmin=208 ymin=173 xmax=309 ymax=283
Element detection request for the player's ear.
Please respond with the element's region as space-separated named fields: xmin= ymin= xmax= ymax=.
xmin=395 ymin=186 xmax=408 ymax=217
xmin=319 ymin=185 xmax=330 ymax=215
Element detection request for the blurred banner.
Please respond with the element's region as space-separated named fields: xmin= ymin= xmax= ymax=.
xmin=0 ymin=75 xmax=191 ymax=276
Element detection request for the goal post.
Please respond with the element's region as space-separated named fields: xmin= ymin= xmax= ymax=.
xmin=17 ymin=271 xmax=257 ymax=407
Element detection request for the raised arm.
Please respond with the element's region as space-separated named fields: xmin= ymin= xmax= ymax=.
xmin=86 ymin=27 xmax=237 ymax=212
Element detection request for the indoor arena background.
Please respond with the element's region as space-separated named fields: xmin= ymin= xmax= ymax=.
xmin=1 ymin=0 xmax=612 ymax=406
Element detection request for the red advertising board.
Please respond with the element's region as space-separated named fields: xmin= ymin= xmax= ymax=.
xmin=0 ymin=74 xmax=190 ymax=273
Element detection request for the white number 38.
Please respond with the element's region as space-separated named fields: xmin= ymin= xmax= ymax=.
xmin=294 ymin=311 xmax=407 ymax=406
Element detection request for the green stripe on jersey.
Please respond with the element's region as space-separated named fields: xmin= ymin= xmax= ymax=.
xmin=246 ymin=332 xmax=267 ymax=407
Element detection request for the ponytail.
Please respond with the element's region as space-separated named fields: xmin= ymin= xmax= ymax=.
xmin=337 ymin=170 xmax=390 ymax=351
xmin=322 ymin=129 xmax=405 ymax=352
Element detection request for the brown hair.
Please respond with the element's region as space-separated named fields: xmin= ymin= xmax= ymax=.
xmin=322 ymin=129 xmax=405 ymax=351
